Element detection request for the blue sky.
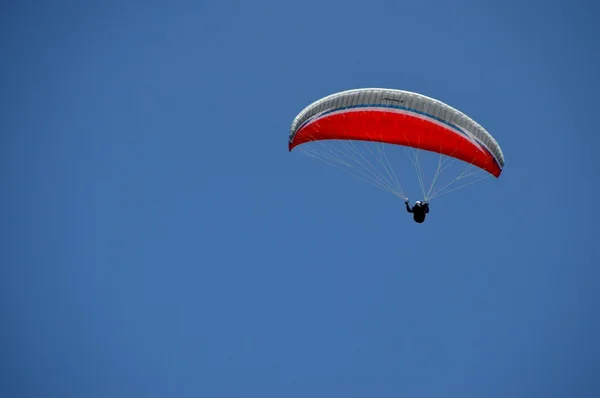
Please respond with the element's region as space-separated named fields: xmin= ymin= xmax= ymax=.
xmin=2 ymin=0 xmax=599 ymax=397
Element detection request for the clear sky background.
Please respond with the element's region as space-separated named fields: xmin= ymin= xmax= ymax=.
xmin=2 ymin=1 xmax=599 ymax=397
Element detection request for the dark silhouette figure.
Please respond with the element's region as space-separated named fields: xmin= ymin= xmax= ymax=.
xmin=405 ymin=199 xmax=429 ymax=223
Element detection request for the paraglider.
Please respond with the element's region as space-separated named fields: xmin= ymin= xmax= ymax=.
xmin=405 ymin=199 xmax=429 ymax=223
xmin=288 ymin=88 xmax=504 ymax=222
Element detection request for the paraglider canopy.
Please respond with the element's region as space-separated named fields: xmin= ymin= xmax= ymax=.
xmin=288 ymin=88 xmax=505 ymax=203
xmin=289 ymin=88 xmax=504 ymax=177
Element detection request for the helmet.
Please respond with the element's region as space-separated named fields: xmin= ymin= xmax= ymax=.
xmin=415 ymin=201 xmax=421 ymax=205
